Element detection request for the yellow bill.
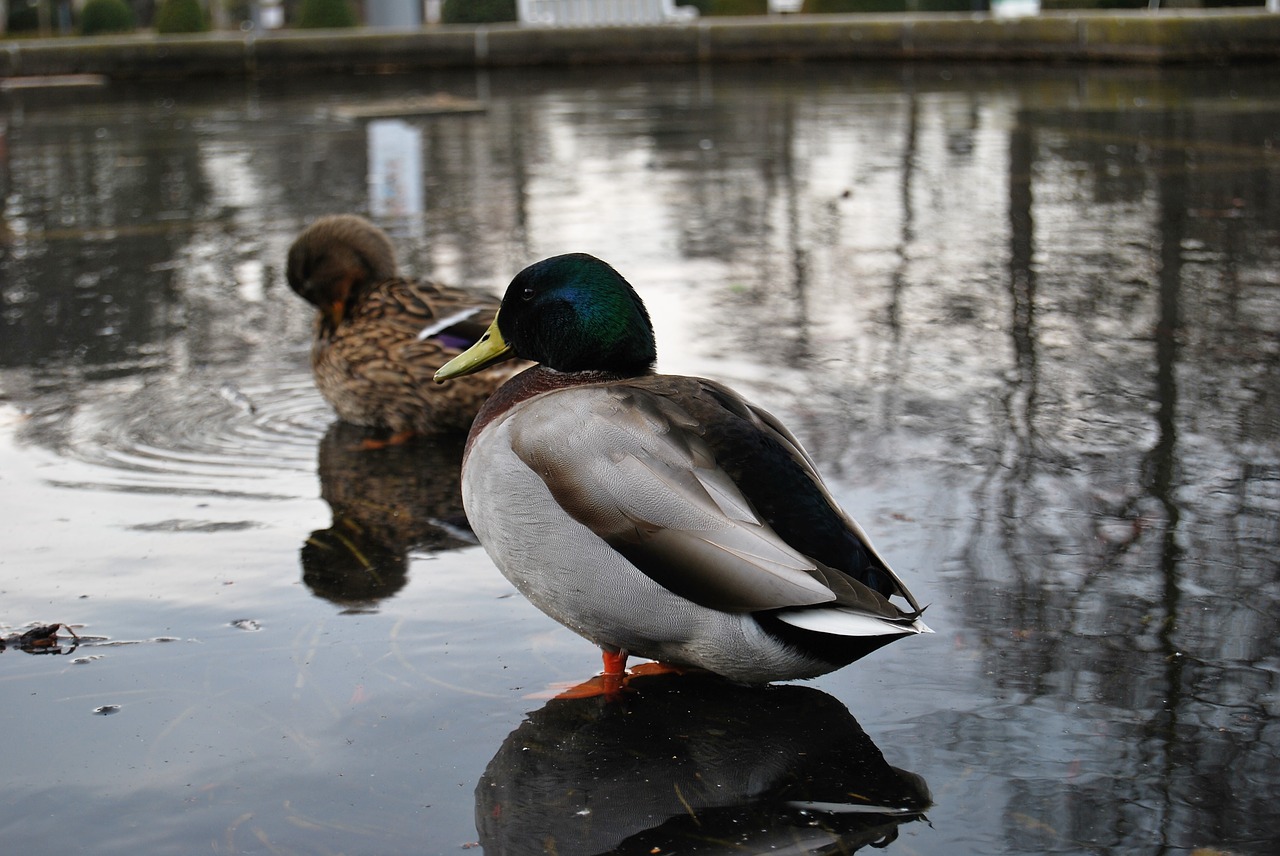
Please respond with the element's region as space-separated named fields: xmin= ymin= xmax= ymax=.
xmin=434 ymin=317 xmax=515 ymax=383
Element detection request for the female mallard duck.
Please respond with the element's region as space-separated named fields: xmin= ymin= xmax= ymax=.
xmin=286 ymin=214 xmax=518 ymax=441
xmin=435 ymin=253 xmax=930 ymax=687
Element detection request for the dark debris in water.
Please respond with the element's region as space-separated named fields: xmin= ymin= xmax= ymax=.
xmin=0 ymin=623 xmax=80 ymax=655
xmin=328 ymin=93 xmax=486 ymax=121
xmin=1 ymin=625 xmax=191 ymax=656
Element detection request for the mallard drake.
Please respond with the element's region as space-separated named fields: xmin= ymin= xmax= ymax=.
xmin=435 ymin=253 xmax=930 ymax=687
xmin=286 ymin=214 xmax=518 ymax=441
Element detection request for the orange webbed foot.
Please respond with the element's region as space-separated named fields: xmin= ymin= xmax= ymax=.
xmin=357 ymin=429 xmax=418 ymax=451
xmin=625 ymin=661 xmax=687 ymax=679
xmin=551 ymin=648 xmax=630 ymax=699
xmin=551 ymin=672 xmax=629 ymax=700
xmin=540 ymin=652 xmax=693 ymax=700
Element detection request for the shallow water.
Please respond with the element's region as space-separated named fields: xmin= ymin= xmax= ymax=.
xmin=2 ymin=61 xmax=1278 ymax=854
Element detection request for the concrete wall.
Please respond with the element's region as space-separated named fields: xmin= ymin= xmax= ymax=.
xmin=1 ymin=11 xmax=1278 ymax=79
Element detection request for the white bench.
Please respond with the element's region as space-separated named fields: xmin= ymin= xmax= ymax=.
xmin=517 ymin=0 xmax=698 ymax=27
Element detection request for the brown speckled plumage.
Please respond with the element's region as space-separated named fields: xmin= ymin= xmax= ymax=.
xmin=287 ymin=214 xmax=520 ymax=436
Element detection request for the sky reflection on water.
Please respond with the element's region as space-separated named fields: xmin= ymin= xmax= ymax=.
xmin=1 ymin=62 xmax=1278 ymax=854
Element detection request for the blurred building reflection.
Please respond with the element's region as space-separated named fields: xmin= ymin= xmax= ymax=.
xmin=367 ymin=119 xmax=424 ymax=221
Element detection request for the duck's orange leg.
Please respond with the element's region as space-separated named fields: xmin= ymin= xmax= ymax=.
xmin=552 ymin=649 xmax=630 ymax=700
xmin=601 ymin=649 xmax=628 ymax=678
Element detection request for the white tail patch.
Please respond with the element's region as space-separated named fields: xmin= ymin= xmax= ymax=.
xmin=774 ymin=607 xmax=932 ymax=637
xmin=417 ymin=307 xmax=483 ymax=341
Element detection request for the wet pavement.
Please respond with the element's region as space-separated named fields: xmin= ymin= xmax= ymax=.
xmin=1 ymin=62 xmax=1278 ymax=854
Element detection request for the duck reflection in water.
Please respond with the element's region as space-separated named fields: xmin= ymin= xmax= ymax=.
xmin=300 ymin=421 xmax=475 ymax=610
xmin=477 ymin=672 xmax=930 ymax=855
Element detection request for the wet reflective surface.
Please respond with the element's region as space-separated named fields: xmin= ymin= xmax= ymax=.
xmin=2 ymin=62 xmax=1278 ymax=854
xmin=477 ymin=673 xmax=930 ymax=854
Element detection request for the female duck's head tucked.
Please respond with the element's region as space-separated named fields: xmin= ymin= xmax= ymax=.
xmin=437 ymin=254 xmax=656 ymax=382
xmin=284 ymin=214 xmax=517 ymax=440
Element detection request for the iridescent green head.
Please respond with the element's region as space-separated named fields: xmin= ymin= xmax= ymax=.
xmin=436 ymin=253 xmax=656 ymax=382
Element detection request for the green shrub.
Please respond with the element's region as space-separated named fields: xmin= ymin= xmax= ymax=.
xmin=7 ymin=0 xmax=41 ymax=32
xmin=155 ymin=0 xmax=209 ymax=32
xmin=440 ymin=0 xmax=517 ymax=24
xmin=80 ymin=0 xmax=135 ymax=34
xmin=296 ymin=0 xmax=358 ymax=28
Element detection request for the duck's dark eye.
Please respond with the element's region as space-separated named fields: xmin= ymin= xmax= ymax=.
xmin=520 ymin=287 xmax=535 ymax=301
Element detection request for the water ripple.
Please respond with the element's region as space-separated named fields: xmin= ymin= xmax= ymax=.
xmin=12 ymin=359 xmax=332 ymax=499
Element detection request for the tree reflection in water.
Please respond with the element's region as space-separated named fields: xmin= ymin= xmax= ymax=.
xmin=939 ymin=95 xmax=1280 ymax=851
